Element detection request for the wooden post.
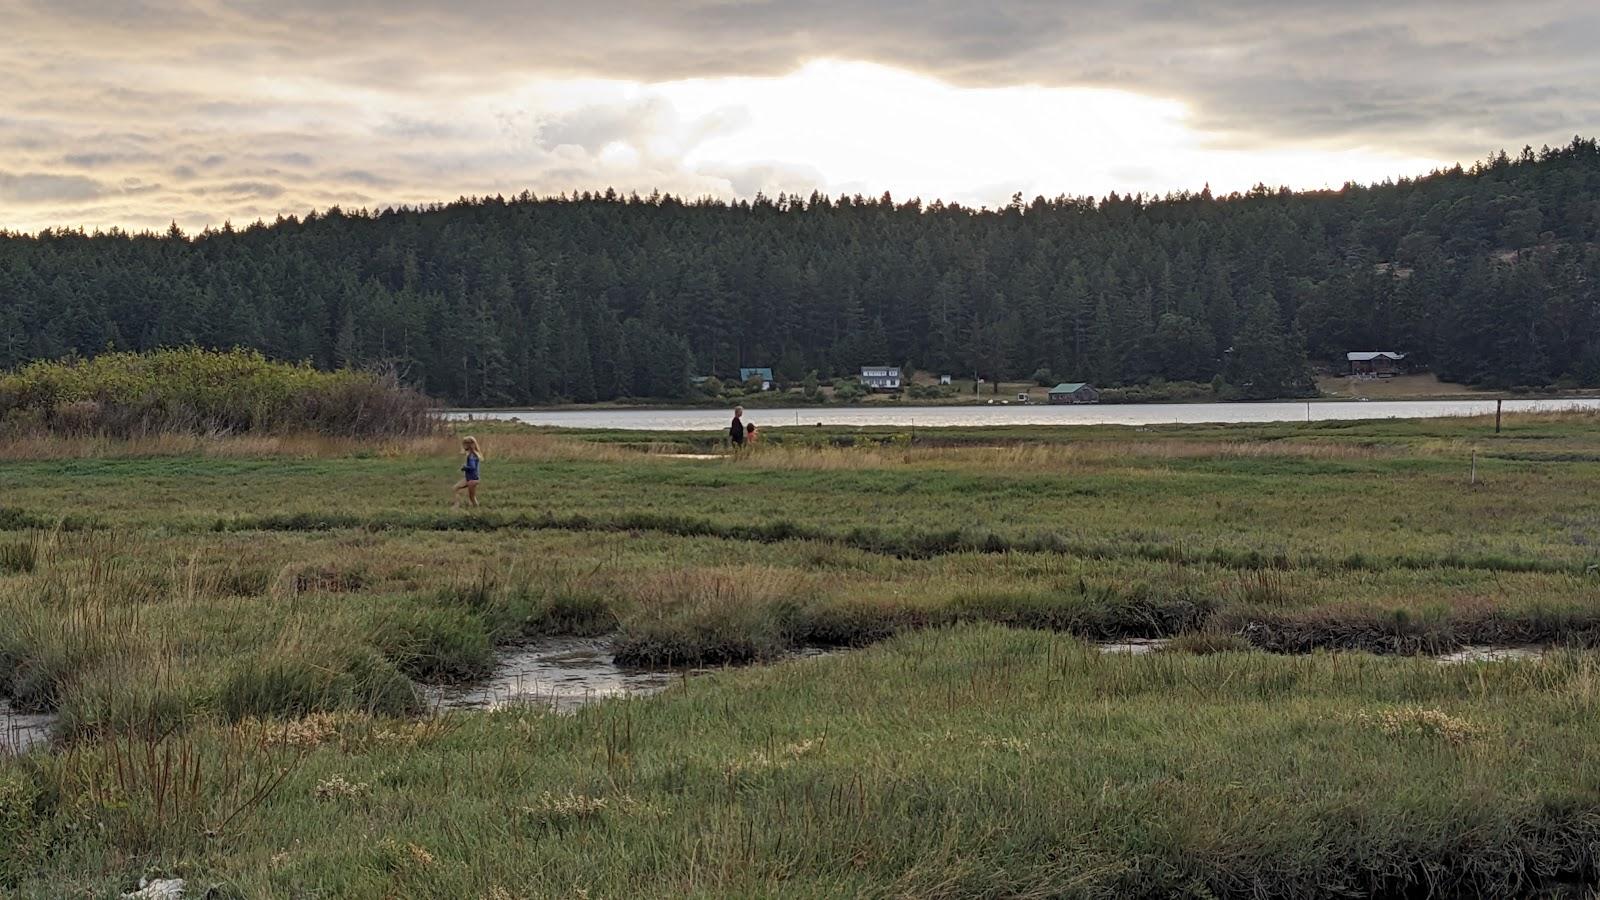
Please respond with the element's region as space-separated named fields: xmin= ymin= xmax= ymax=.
xmin=1495 ymin=399 xmax=1503 ymax=434
xmin=1470 ymin=449 xmax=1477 ymax=485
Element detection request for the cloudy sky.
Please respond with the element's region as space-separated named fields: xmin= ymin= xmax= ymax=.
xmin=3 ymin=0 xmax=1597 ymax=233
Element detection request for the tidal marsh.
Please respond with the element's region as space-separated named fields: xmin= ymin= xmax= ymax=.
xmin=3 ymin=413 xmax=1600 ymax=895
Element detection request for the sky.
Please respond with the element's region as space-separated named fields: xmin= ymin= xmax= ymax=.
xmin=2 ymin=0 xmax=1598 ymax=234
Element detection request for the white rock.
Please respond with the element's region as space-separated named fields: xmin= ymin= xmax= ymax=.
xmin=122 ymin=877 xmax=184 ymax=899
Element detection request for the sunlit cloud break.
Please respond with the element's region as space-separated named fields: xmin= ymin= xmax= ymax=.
xmin=3 ymin=0 xmax=1596 ymax=233
xmin=0 ymin=60 xmax=1439 ymax=235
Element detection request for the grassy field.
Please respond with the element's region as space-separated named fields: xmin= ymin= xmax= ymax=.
xmin=4 ymin=413 xmax=1600 ymax=896
xmin=1315 ymin=373 xmax=1479 ymax=399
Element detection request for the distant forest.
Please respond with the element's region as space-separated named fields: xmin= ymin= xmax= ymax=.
xmin=2 ymin=138 xmax=1599 ymax=404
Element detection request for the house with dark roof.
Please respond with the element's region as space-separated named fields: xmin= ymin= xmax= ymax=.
xmin=1346 ymin=351 xmax=1407 ymax=376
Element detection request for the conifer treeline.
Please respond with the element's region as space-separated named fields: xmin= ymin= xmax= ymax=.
xmin=2 ymin=139 xmax=1598 ymax=404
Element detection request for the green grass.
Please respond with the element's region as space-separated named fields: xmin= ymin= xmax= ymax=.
xmin=10 ymin=628 xmax=1600 ymax=897
xmin=7 ymin=414 xmax=1598 ymax=571
xmin=4 ymin=413 xmax=1600 ymax=895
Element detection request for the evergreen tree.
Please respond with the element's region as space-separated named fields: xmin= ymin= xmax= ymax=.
xmin=0 ymin=138 xmax=1596 ymax=401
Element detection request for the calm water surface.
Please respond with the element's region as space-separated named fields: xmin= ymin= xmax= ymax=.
xmin=1 ymin=698 xmax=53 ymax=755
xmin=449 ymin=398 xmax=1600 ymax=431
xmin=419 ymin=638 xmax=1566 ymax=717
xmin=421 ymin=637 xmax=831 ymax=714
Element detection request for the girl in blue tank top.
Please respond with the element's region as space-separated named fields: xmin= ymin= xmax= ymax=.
xmin=453 ymin=436 xmax=482 ymax=508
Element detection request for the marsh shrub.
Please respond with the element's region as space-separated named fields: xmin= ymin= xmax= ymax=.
xmin=613 ymin=571 xmax=806 ymax=665
xmin=217 ymin=649 xmax=416 ymax=720
xmin=0 ymin=348 xmax=435 ymax=437
xmin=379 ymin=606 xmax=495 ymax=682
xmin=0 ymin=539 xmax=37 ymax=574
xmin=511 ymin=586 xmax=617 ymax=637
xmin=0 ymin=771 xmax=47 ymax=887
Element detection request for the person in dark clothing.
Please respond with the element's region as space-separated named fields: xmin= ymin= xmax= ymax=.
xmin=730 ymin=406 xmax=746 ymax=446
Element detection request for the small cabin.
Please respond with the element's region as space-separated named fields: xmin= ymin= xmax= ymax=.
xmin=1346 ymin=352 xmax=1407 ymax=377
xmin=938 ymin=374 xmax=953 ymax=385
xmin=860 ymin=365 xmax=902 ymax=392
xmin=739 ymin=367 xmax=775 ymax=391
xmin=1048 ymin=382 xmax=1099 ymax=404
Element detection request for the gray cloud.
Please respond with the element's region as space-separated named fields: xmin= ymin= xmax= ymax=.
xmin=19 ymin=1 xmax=1598 ymax=152
xmin=2 ymin=0 xmax=1597 ymax=232
xmin=264 ymin=152 xmax=315 ymax=168
xmin=331 ymin=169 xmax=397 ymax=188
xmin=0 ymin=172 xmax=109 ymax=204
xmin=62 ymin=151 xmax=158 ymax=168
xmin=535 ymin=98 xmax=681 ymax=153
xmin=211 ymin=181 xmax=289 ymax=199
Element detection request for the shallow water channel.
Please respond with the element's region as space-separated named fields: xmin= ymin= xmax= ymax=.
xmin=417 ymin=637 xmax=1562 ymax=715
xmin=420 ymin=637 xmax=839 ymax=713
xmin=420 ymin=637 xmax=688 ymax=713
xmin=0 ymin=698 xmax=54 ymax=756
xmin=0 ymin=640 xmax=1571 ymax=754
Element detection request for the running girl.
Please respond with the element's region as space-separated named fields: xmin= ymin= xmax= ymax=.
xmin=453 ymin=436 xmax=482 ymax=508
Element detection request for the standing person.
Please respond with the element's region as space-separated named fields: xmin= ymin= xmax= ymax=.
xmin=746 ymin=422 xmax=758 ymax=445
xmin=729 ymin=406 xmax=746 ymax=448
xmin=452 ymin=436 xmax=482 ymax=508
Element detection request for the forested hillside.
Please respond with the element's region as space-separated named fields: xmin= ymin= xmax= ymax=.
xmin=2 ymin=139 xmax=1598 ymax=405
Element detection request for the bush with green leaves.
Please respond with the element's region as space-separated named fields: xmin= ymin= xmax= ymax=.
xmin=0 ymin=348 xmax=434 ymax=437
xmin=832 ymin=381 xmax=865 ymax=403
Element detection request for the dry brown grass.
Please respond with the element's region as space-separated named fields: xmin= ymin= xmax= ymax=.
xmin=1317 ymin=373 xmax=1477 ymax=399
xmin=1356 ymin=706 xmax=1486 ymax=744
xmin=738 ymin=439 xmax=1397 ymax=472
xmin=621 ymin=566 xmax=813 ymax=613
xmin=0 ymin=430 xmax=637 ymax=463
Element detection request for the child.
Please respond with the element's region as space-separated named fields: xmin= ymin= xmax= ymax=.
xmin=745 ymin=422 xmax=758 ymax=445
xmin=453 ymin=436 xmax=482 ymax=508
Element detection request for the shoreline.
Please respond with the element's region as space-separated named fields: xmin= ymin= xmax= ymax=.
xmin=448 ymin=390 xmax=1600 ymax=415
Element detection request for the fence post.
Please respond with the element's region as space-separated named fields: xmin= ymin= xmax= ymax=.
xmin=1470 ymin=449 xmax=1477 ymax=485
xmin=1495 ymin=399 xmax=1503 ymax=434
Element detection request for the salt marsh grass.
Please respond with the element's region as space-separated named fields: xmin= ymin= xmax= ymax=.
xmin=5 ymin=414 xmax=1600 ymax=894
xmin=12 ymin=629 xmax=1600 ymax=897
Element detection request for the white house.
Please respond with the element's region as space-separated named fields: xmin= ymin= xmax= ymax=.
xmin=860 ymin=365 xmax=902 ymax=391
